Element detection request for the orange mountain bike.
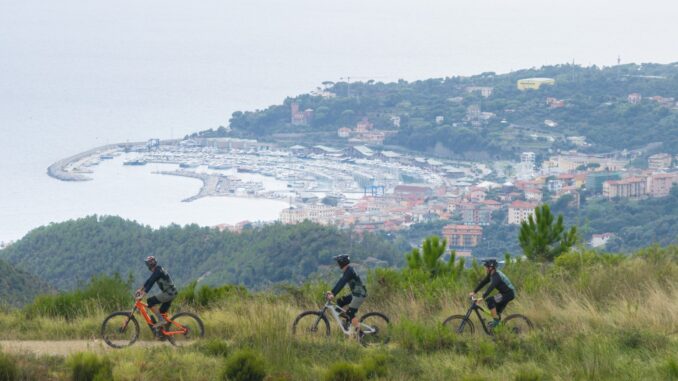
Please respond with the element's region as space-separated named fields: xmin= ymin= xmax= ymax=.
xmin=101 ymin=293 xmax=204 ymax=348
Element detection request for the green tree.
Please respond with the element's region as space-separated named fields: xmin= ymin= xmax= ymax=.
xmin=518 ymin=204 xmax=578 ymax=262
xmin=406 ymin=236 xmax=463 ymax=277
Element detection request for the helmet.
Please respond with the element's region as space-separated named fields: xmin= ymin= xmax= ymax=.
xmin=482 ymin=259 xmax=498 ymax=269
xmin=145 ymin=256 xmax=157 ymax=270
xmin=333 ymin=254 xmax=350 ymax=268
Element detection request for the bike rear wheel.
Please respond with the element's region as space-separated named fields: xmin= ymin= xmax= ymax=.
xmin=292 ymin=311 xmax=330 ymax=339
xmin=101 ymin=312 xmax=140 ymax=348
xmin=166 ymin=312 xmax=205 ymax=346
xmin=442 ymin=315 xmax=475 ymax=335
xmin=359 ymin=312 xmax=390 ymax=346
xmin=502 ymin=314 xmax=533 ymax=335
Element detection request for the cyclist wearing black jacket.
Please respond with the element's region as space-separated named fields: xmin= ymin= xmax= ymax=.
xmin=470 ymin=259 xmax=516 ymax=329
xmin=136 ymin=256 xmax=178 ymax=330
xmin=326 ymin=254 xmax=367 ymax=337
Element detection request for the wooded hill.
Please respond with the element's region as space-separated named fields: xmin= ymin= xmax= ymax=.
xmin=0 ymin=257 xmax=53 ymax=306
xmin=0 ymin=216 xmax=404 ymax=291
xmin=193 ymin=62 xmax=678 ymax=159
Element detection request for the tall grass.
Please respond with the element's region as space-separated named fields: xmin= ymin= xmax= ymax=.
xmin=1 ymin=245 xmax=677 ymax=380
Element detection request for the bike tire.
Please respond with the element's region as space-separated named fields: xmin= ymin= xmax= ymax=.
xmin=502 ymin=314 xmax=533 ymax=335
xmin=359 ymin=312 xmax=390 ymax=346
xmin=442 ymin=314 xmax=475 ymax=335
xmin=167 ymin=311 xmax=205 ymax=346
xmin=291 ymin=311 xmax=330 ymax=338
xmin=101 ymin=312 xmax=140 ymax=348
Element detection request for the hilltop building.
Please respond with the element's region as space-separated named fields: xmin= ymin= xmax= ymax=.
xmin=291 ymin=102 xmax=313 ymax=126
xmin=517 ymin=78 xmax=555 ymax=90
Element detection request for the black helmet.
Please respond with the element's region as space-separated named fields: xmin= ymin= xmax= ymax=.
xmin=482 ymin=259 xmax=498 ymax=269
xmin=145 ymin=256 xmax=157 ymax=270
xmin=333 ymin=254 xmax=350 ymax=268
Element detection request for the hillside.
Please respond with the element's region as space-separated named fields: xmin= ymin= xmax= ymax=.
xmin=0 ymin=245 xmax=676 ymax=380
xmin=0 ymin=216 xmax=404 ymax=291
xmin=195 ymin=63 xmax=678 ymax=159
xmin=0 ymin=257 xmax=53 ymax=306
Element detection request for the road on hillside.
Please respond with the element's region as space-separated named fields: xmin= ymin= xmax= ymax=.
xmin=0 ymin=340 xmax=166 ymax=356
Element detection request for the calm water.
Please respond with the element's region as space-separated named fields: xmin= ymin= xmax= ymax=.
xmin=1 ymin=0 xmax=676 ymax=242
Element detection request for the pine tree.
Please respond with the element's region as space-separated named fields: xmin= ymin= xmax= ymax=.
xmin=406 ymin=236 xmax=464 ymax=277
xmin=519 ymin=204 xmax=578 ymax=262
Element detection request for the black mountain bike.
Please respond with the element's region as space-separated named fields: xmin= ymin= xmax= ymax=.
xmin=443 ymin=296 xmax=533 ymax=335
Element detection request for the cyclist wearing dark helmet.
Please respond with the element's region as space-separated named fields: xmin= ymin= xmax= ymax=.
xmin=470 ymin=259 xmax=516 ymax=329
xmin=326 ymin=254 xmax=367 ymax=338
xmin=136 ymin=256 xmax=178 ymax=331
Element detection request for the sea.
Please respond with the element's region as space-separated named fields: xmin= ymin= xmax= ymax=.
xmin=1 ymin=0 xmax=676 ymax=243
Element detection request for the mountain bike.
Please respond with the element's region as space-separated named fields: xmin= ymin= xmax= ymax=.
xmin=292 ymin=299 xmax=390 ymax=346
xmin=443 ymin=296 xmax=533 ymax=335
xmin=101 ymin=292 xmax=205 ymax=348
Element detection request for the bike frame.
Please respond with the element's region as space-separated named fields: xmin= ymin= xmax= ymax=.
xmin=458 ymin=300 xmax=493 ymax=335
xmin=122 ymin=299 xmax=188 ymax=337
xmin=315 ymin=301 xmax=377 ymax=335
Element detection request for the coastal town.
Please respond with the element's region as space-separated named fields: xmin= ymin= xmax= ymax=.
xmin=41 ymin=75 xmax=678 ymax=257
xmin=47 ymin=132 xmax=677 ymax=258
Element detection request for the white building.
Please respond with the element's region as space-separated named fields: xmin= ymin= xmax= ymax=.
xmin=508 ymin=201 xmax=538 ymax=225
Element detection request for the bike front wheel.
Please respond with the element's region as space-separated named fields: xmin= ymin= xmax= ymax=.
xmin=292 ymin=311 xmax=330 ymax=339
xmin=442 ymin=315 xmax=475 ymax=335
xmin=502 ymin=314 xmax=533 ymax=335
xmin=359 ymin=312 xmax=390 ymax=346
xmin=166 ymin=312 xmax=205 ymax=346
xmin=101 ymin=312 xmax=140 ymax=348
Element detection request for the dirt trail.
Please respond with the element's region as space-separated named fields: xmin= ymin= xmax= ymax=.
xmin=0 ymin=340 xmax=164 ymax=356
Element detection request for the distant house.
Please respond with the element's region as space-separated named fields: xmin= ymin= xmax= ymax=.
xmin=648 ymin=173 xmax=678 ymax=197
xmin=508 ymin=201 xmax=538 ymax=225
xmin=337 ymin=127 xmax=352 ymax=138
xmin=591 ymin=233 xmax=615 ymax=248
xmin=443 ymin=224 xmax=483 ymax=248
xmin=627 ymin=93 xmax=642 ymax=105
xmin=393 ymin=185 xmax=433 ymax=202
xmin=603 ymin=177 xmax=647 ymax=199
xmin=648 ymin=153 xmax=672 ymax=170
xmin=290 ymin=101 xmax=313 ymax=126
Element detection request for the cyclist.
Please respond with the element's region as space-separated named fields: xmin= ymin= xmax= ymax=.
xmin=136 ymin=256 xmax=178 ymax=333
xmin=470 ymin=259 xmax=516 ymax=329
xmin=325 ymin=254 xmax=367 ymax=338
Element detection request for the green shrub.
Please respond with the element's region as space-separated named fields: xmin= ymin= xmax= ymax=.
xmin=323 ymin=362 xmax=367 ymax=381
xmin=66 ymin=352 xmax=112 ymax=381
xmin=616 ymin=328 xmax=667 ymax=351
xmin=394 ymin=320 xmax=465 ymax=352
xmin=222 ymin=349 xmax=267 ymax=381
xmin=178 ymin=281 xmax=248 ymax=309
xmin=461 ymin=376 xmax=489 ymax=381
xmin=0 ymin=352 xmax=18 ymax=381
xmin=360 ymin=353 xmax=389 ymax=379
xmin=471 ymin=341 xmax=497 ymax=367
xmin=660 ymin=357 xmax=678 ymax=381
xmin=25 ymin=274 xmax=131 ymax=320
xmin=193 ymin=338 xmax=230 ymax=357
xmin=514 ymin=366 xmax=544 ymax=381
xmin=263 ymin=373 xmax=294 ymax=381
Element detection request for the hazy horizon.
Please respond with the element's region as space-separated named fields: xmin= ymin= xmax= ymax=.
xmin=1 ymin=0 xmax=677 ymax=241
